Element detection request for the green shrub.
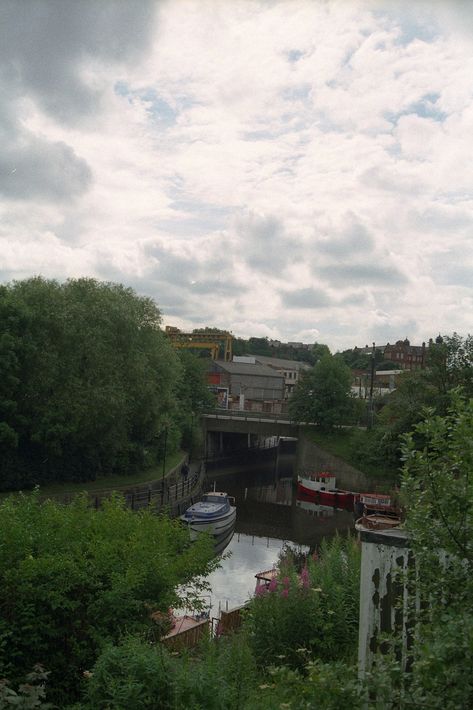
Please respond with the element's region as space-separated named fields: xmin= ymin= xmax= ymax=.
xmin=244 ymin=536 xmax=360 ymax=670
xmin=244 ymin=659 xmax=362 ymax=709
xmin=82 ymin=636 xmax=174 ymax=709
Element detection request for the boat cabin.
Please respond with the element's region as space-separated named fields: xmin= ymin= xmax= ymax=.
xmin=201 ymin=492 xmax=233 ymax=505
xmin=302 ymin=472 xmax=336 ymax=491
xmin=359 ymin=493 xmax=392 ymax=508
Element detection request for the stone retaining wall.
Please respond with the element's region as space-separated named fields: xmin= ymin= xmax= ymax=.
xmin=295 ymin=434 xmax=395 ymax=493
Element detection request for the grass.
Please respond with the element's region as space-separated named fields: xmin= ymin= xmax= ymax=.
xmin=305 ymin=427 xmax=400 ymax=483
xmin=1 ymin=450 xmax=186 ymax=498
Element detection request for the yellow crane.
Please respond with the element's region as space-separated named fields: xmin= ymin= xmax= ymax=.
xmin=165 ymin=327 xmax=233 ymax=361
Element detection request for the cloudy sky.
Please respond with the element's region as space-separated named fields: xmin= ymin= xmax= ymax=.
xmin=1 ymin=0 xmax=472 ymax=351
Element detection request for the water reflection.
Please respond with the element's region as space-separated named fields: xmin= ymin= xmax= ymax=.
xmin=207 ymin=532 xmax=308 ymax=618
xmin=203 ymin=451 xmax=355 ymax=616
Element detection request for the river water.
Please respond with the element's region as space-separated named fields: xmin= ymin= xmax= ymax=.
xmin=198 ymin=448 xmax=355 ymax=618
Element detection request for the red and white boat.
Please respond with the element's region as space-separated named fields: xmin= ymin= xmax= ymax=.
xmin=297 ymin=471 xmax=356 ymax=510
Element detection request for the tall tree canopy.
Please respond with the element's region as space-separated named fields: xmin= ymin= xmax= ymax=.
xmin=0 ymin=278 xmax=180 ymax=490
xmin=289 ymin=355 xmax=353 ymax=431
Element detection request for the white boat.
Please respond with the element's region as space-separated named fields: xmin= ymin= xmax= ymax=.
xmin=180 ymin=491 xmax=236 ymax=538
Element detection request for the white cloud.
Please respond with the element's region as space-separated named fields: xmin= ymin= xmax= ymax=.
xmin=0 ymin=0 xmax=472 ymax=351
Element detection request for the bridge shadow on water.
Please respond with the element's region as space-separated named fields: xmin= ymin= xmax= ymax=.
xmin=204 ymin=443 xmax=355 ymax=550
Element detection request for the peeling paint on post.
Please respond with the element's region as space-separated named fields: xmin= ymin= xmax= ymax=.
xmin=358 ymin=527 xmax=413 ymax=677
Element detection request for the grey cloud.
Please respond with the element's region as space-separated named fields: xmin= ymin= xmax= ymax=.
xmin=339 ymin=291 xmax=369 ymax=306
xmin=144 ymin=245 xmax=196 ymax=284
xmin=361 ymin=166 xmax=425 ymax=195
xmin=282 ymin=287 xmax=332 ymax=309
xmin=0 ymin=0 xmax=156 ymax=123
xmin=430 ymin=247 xmax=473 ymax=287
xmin=316 ymin=220 xmax=375 ymax=256
xmin=316 ymin=263 xmax=407 ymax=287
xmin=144 ymin=243 xmax=236 ymax=290
xmin=190 ymin=279 xmax=239 ymax=296
xmin=0 ymin=135 xmax=91 ymax=201
xmin=370 ymin=319 xmax=419 ymax=346
xmin=236 ymin=211 xmax=302 ymax=274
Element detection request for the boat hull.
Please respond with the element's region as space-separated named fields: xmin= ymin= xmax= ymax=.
xmin=297 ymin=482 xmax=355 ymax=510
xmin=181 ymin=507 xmax=237 ymax=539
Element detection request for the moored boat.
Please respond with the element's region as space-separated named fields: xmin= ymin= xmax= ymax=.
xmin=180 ymin=491 xmax=236 ymax=539
xmin=354 ymin=491 xmax=402 ymax=531
xmin=355 ymin=513 xmax=402 ymax=532
xmin=297 ymin=471 xmax=356 ymax=510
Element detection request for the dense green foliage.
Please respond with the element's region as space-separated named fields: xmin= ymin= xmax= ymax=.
xmin=174 ymin=350 xmax=214 ymax=458
xmin=357 ymin=333 xmax=473 ymax=469
xmin=81 ymin=633 xmax=257 ymax=710
xmin=77 ymin=537 xmax=359 ymax=709
xmin=232 ymin=335 xmax=330 ymax=366
xmin=79 ymin=398 xmax=473 ymax=709
xmin=401 ymin=394 xmax=473 ymax=606
xmin=370 ymin=395 xmax=473 ymax=709
xmin=245 ymin=536 xmax=360 ymax=670
xmin=0 ymin=493 xmax=217 ymax=705
xmin=337 ymin=345 xmax=384 ymax=371
xmin=289 ymin=355 xmax=354 ymax=430
xmin=0 ymin=277 xmax=211 ymax=490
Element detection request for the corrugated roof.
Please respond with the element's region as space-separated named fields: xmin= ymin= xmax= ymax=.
xmin=251 ymin=354 xmax=311 ymax=370
xmin=214 ymin=360 xmax=284 ymax=378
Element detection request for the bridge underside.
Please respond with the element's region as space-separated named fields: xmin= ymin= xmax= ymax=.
xmin=202 ymin=416 xmax=300 ymax=438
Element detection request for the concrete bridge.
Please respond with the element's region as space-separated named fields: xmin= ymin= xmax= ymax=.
xmin=201 ymin=408 xmax=312 ymax=464
xmin=201 ymin=408 xmax=317 ymax=438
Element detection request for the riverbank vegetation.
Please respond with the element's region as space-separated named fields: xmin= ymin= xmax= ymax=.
xmin=294 ymin=334 xmax=472 ymax=484
xmin=2 ymin=398 xmax=472 ymax=706
xmin=0 ymin=492 xmax=218 ymax=706
xmin=0 ymin=277 xmax=212 ymax=492
xmin=68 ymin=395 xmax=471 ymax=709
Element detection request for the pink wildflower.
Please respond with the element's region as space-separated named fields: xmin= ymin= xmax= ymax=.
xmin=300 ymin=566 xmax=310 ymax=589
xmin=255 ymin=584 xmax=267 ymax=596
xmin=282 ymin=576 xmax=290 ymax=588
xmin=281 ymin=588 xmax=289 ymax=598
xmin=268 ymin=577 xmax=278 ymax=593
xmin=312 ymin=550 xmax=319 ymax=562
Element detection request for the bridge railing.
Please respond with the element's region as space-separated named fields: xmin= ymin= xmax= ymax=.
xmin=201 ymin=408 xmax=296 ymax=423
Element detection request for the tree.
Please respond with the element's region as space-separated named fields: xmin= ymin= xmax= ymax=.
xmin=425 ymin=332 xmax=473 ymax=403
xmin=174 ymin=350 xmax=214 ymax=456
xmin=289 ymin=355 xmax=353 ymax=431
xmin=0 ymin=493 xmax=217 ymax=705
xmin=367 ymin=333 xmax=473 ymax=468
xmin=0 ymin=278 xmax=180 ymax=490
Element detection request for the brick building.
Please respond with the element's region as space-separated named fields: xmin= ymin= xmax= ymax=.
xmin=383 ymin=339 xmax=426 ymax=370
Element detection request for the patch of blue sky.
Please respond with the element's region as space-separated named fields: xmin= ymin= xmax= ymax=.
xmin=113 ymin=82 xmax=178 ymax=127
xmin=384 ymin=93 xmax=447 ymax=125
xmin=373 ymin=9 xmax=439 ymax=46
xmin=286 ymin=49 xmax=304 ymax=63
xmin=114 ymin=80 xmax=129 ymax=97
xmin=138 ymin=89 xmax=178 ymax=127
xmin=281 ymin=84 xmax=311 ymax=102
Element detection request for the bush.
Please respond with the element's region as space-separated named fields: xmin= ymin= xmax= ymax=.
xmin=82 ymin=633 xmax=257 ymax=710
xmin=82 ymin=637 xmax=175 ymax=709
xmin=244 ymin=659 xmax=362 ymax=709
xmin=244 ymin=536 xmax=360 ymax=670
